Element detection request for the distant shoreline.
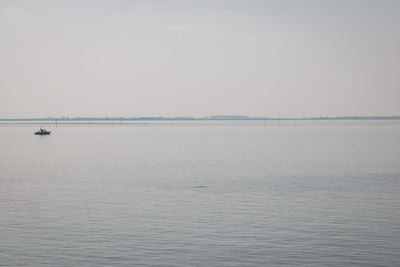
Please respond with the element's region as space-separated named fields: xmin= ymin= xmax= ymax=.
xmin=1 ymin=116 xmax=400 ymax=121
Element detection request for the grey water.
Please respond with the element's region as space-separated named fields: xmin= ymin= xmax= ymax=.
xmin=1 ymin=120 xmax=400 ymax=266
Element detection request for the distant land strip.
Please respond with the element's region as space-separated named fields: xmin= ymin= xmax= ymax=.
xmin=1 ymin=115 xmax=400 ymax=122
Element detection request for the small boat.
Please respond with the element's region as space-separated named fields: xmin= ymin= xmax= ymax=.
xmin=35 ymin=128 xmax=51 ymax=135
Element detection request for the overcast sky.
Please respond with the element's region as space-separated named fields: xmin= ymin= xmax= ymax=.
xmin=1 ymin=0 xmax=399 ymax=118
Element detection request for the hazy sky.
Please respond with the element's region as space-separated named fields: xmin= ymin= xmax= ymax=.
xmin=1 ymin=0 xmax=399 ymax=118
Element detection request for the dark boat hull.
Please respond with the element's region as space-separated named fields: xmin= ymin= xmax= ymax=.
xmin=35 ymin=131 xmax=51 ymax=135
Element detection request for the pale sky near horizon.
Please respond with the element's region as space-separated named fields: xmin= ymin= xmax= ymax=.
xmin=1 ymin=0 xmax=399 ymax=118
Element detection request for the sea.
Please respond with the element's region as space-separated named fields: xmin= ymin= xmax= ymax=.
xmin=1 ymin=120 xmax=399 ymax=266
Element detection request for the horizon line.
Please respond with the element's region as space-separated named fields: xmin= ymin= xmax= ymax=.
xmin=1 ymin=115 xmax=400 ymax=121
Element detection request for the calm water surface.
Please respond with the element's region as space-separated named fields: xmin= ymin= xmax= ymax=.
xmin=1 ymin=121 xmax=400 ymax=266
